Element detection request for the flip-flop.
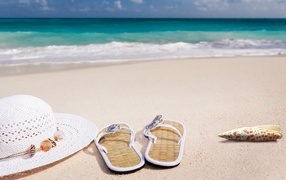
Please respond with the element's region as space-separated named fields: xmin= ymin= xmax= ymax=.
xmin=143 ymin=115 xmax=186 ymax=167
xmin=218 ymin=125 xmax=283 ymax=141
xmin=95 ymin=123 xmax=145 ymax=172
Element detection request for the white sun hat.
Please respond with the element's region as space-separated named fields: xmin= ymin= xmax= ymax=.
xmin=0 ymin=95 xmax=97 ymax=177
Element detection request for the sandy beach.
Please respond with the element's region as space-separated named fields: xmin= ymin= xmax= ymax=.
xmin=0 ymin=56 xmax=286 ymax=179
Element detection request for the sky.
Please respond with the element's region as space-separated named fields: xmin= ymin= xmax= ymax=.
xmin=0 ymin=0 xmax=286 ymax=18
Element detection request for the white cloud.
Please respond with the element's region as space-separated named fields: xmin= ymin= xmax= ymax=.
xmin=194 ymin=0 xmax=229 ymax=11
xmin=106 ymin=7 xmax=115 ymax=12
xmin=36 ymin=0 xmax=52 ymax=11
xmin=131 ymin=0 xmax=144 ymax=4
xmin=70 ymin=7 xmax=91 ymax=12
xmin=18 ymin=0 xmax=31 ymax=5
xmin=149 ymin=5 xmax=159 ymax=13
xmin=114 ymin=0 xmax=122 ymax=10
xmin=18 ymin=0 xmax=52 ymax=10
xmin=103 ymin=0 xmax=110 ymax=5
xmin=193 ymin=0 xmax=286 ymax=16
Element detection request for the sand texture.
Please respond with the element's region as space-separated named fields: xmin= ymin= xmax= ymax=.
xmin=0 ymin=56 xmax=285 ymax=179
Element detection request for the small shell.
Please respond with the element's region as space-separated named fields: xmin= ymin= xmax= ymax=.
xmin=48 ymin=138 xmax=57 ymax=147
xmin=54 ymin=130 xmax=65 ymax=141
xmin=28 ymin=144 xmax=36 ymax=157
xmin=40 ymin=139 xmax=53 ymax=152
xmin=218 ymin=125 xmax=283 ymax=141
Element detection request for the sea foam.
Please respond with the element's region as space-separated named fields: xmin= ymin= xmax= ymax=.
xmin=0 ymin=39 xmax=285 ymax=66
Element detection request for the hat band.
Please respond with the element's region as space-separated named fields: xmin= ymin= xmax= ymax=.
xmin=0 ymin=128 xmax=65 ymax=161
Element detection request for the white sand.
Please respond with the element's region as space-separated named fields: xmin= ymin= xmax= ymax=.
xmin=0 ymin=56 xmax=285 ymax=179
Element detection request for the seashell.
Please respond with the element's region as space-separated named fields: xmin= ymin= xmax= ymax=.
xmin=40 ymin=139 xmax=53 ymax=152
xmin=28 ymin=144 xmax=37 ymax=157
xmin=48 ymin=138 xmax=57 ymax=147
xmin=218 ymin=125 xmax=283 ymax=141
xmin=54 ymin=129 xmax=65 ymax=141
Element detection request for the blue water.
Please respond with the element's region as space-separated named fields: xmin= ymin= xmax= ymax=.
xmin=0 ymin=18 xmax=286 ymax=65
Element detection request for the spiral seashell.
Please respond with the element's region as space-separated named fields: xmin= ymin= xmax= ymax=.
xmin=218 ymin=125 xmax=283 ymax=141
xmin=28 ymin=144 xmax=36 ymax=157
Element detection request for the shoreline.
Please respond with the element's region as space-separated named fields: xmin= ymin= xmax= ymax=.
xmin=1 ymin=55 xmax=286 ymax=76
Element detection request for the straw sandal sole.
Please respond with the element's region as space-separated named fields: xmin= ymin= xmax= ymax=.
xmin=144 ymin=120 xmax=186 ymax=167
xmin=95 ymin=123 xmax=145 ymax=172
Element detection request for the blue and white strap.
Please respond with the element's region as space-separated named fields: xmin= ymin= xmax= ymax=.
xmin=96 ymin=123 xmax=135 ymax=153
xmin=144 ymin=115 xmax=182 ymax=144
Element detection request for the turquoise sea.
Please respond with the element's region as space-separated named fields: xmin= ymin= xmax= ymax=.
xmin=0 ymin=18 xmax=285 ymax=65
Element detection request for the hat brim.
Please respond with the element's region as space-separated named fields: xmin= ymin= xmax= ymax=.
xmin=0 ymin=113 xmax=97 ymax=177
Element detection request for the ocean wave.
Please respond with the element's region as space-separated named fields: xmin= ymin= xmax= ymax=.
xmin=1 ymin=30 xmax=286 ymax=48
xmin=207 ymin=39 xmax=286 ymax=49
xmin=0 ymin=39 xmax=286 ymax=65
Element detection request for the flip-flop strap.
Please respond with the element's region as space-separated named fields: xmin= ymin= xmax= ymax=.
xmin=95 ymin=123 xmax=135 ymax=153
xmin=144 ymin=115 xmax=182 ymax=144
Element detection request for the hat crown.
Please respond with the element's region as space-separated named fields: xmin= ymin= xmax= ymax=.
xmin=0 ymin=95 xmax=57 ymax=158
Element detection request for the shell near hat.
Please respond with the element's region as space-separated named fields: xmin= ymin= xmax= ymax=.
xmin=0 ymin=95 xmax=57 ymax=158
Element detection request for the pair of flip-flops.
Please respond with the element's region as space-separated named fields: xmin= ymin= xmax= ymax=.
xmin=94 ymin=115 xmax=186 ymax=172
